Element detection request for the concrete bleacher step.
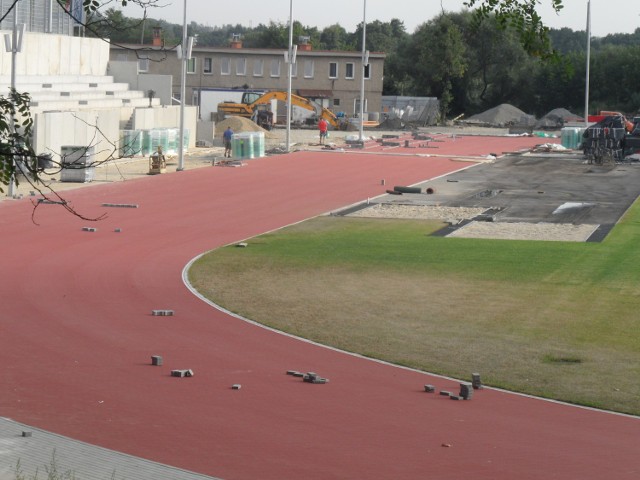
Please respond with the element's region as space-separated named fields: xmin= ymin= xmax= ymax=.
xmin=0 ymin=74 xmax=116 ymax=86
xmin=2 ymin=74 xmax=161 ymax=116
xmin=30 ymin=89 xmax=145 ymax=101
xmin=30 ymin=97 xmax=161 ymax=112
xmin=15 ymin=82 xmax=131 ymax=93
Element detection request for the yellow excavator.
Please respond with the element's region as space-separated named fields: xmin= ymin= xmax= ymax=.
xmin=217 ymin=91 xmax=344 ymax=129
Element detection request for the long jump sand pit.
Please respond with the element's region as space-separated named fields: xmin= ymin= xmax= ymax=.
xmin=448 ymin=219 xmax=600 ymax=241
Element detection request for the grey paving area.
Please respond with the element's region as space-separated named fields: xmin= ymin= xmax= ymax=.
xmin=380 ymin=152 xmax=640 ymax=241
xmin=0 ymin=418 xmax=221 ymax=480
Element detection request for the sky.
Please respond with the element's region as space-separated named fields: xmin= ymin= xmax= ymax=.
xmin=121 ymin=0 xmax=640 ymax=38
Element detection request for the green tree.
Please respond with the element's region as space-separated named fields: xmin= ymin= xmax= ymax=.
xmin=0 ymin=90 xmax=32 ymax=193
xmin=243 ymin=22 xmax=290 ymax=48
xmin=319 ymin=24 xmax=355 ymax=50
xmin=549 ymin=27 xmax=587 ymax=55
xmin=354 ymin=19 xmax=407 ymax=53
xmin=454 ymin=12 xmax=532 ymax=114
xmin=407 ymin=15 xmax=467 ymax=121
xmin=464 ymin=0 xmax=563 ymax=58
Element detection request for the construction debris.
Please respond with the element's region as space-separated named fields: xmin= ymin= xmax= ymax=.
xmin=459 ymin=383 xmax=473 ymax=400
xmin=302 ymin=372 xmax=329 ymax=384
xmin=472 ymin=373 xmax=483 ymax=390
xmin=101 ymin=203 xmax=139 ymax=208
xmin=394 ymin=186 xmax=422 ymax=194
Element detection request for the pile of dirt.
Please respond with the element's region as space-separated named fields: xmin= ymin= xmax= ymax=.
xmin=535 ymin=108 xmax=583 ymax=129
xmin=215 ymin=116 xmax=277 ymax=139
xmin=464 ymin=104 xmax=536 ymax=128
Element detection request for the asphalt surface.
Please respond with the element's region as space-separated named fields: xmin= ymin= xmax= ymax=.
xmin=374 ymin=151 xmax=640 ymax=241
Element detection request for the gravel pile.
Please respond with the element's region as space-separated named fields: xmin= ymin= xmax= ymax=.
xmin=464 ymin=104 xmax=536 ymax=128
xmin=348 ymin=204 xmax=486 ymax=223
xmin=535 ymin=108 xmax=583 ymax=129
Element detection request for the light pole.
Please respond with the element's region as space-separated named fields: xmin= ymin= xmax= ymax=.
xmin=177 ymin=0 xmax=187 ymax=171
xmin=358 ymin=0 xmax=367 ymax=142
xmin=286 ymin=0 xmax=294 ymax=152
xmin=6 ymin=5 xmax=22 ymax=197
xmin=584 ymin=0 xmax=591 ymax=127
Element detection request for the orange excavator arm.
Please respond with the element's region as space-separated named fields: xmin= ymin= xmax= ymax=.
xmin=219 ymin=91 xmax=341 ymax=128
xmin=249 ymin=91 xmax=341 ymax=128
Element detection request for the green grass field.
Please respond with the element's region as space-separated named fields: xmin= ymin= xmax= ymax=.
xmin=189 ymin=205 xmax=640 ymax=416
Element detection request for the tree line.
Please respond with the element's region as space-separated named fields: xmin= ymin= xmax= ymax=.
xmin=94 ymin=8 xmax=640 ymax=121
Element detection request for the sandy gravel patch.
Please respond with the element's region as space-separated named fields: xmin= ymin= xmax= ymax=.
xmin=347 ymin=204 xmax=599 ymax=241
xmin=448 ymin=221 xmax=599 ymax=242
xmin=348 ymin=204 xmax=487 ymax=223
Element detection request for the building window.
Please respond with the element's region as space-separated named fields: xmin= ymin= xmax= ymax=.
xmin=221 ymin=57 xmax=231 ymax=75
xmin=203 ymin=58 xmax=213 ymax=74
xmin=329 ymin=62 xmax=338 ymax=79
xmin=138 ymin=58 xmax=149 ymax=73
xmin=304 ymin=60 xmax=314 ymax=78
xmin=236 ymin=58 xmax=246 ymax=76
xmin=270 ymin=59 xmax=280 ymax=77
xmin=187 ymin=58 xmax=196 ymax=74
xmin=364 ymin=64 xmax=371 ymax=79
xmin=253 ymin=59 xmax=264 ymax=77
xmin=345 ymin=62 xmax=354 ymax=79
xmin=333 ymin=98 xmax=340 ymax=107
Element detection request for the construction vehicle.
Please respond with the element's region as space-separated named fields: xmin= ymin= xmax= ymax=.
xmin=217 ymin=91 xmax=345 ymax=129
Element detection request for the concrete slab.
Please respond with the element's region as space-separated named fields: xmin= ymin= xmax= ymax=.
xmin=0 ymin=418 xmax=221 ymax=480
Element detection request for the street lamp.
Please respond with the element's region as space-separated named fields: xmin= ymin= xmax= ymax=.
xmin=584 ymin=0 xmax=591 ymax=127
xmin=6 ymin=6 xmax=24 ymax=197
xmin=286 ymin=0 xmax=294 ymax=153
xmin=177 ymin=0 xmax=187 ymax=171
xmin=358 ymin=0 xmax=367 ymax=142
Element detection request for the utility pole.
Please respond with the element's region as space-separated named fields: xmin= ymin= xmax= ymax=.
xmin=177 ymin=0 xmax=188 ymax=171
xmin=286 ymin=0 xmax=294 ymax=153
xmin=584 ymin=0 xmax=591 ymax=128
xmin=358 ymin=0 xmax=367 ymax=142
xmin=6 ymin=6 xmax=24 ymax=197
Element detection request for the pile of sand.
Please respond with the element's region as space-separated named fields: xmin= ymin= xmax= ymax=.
xmin=535 ymin=108 xmax=583 ymax=129
xmin=215 ymin=116 xmax=277 ymax=139
xmin=464 ymin=104 xmax=536 ymax=128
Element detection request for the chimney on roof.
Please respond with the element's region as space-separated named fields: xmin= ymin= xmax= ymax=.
xmin=298 ymin=35 xmax=312 ymax=51
xmin=230 ymin=33 xmax=242 ymax=48
xmin=152 ymin=27 xmax=163 ymax=47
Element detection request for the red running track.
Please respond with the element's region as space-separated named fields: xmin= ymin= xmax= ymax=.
xmin=357 ymin=131 xmax=549 ymax=156
xmin=1 ymin=140 xmax=638 ymax=480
